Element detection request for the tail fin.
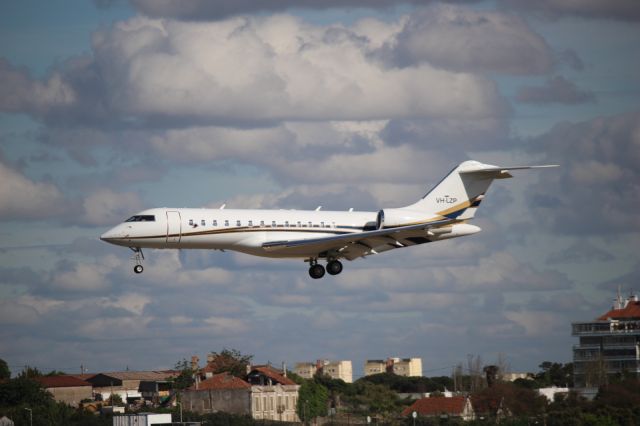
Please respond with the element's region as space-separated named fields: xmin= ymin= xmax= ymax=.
xmin=404 ymin=160 xmax=558 ymax=220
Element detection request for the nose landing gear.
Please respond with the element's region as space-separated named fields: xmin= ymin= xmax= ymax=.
xmin=130 ymin=247 xmax=144 ymax=274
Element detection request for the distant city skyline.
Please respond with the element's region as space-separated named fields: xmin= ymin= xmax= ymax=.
xmin=0 ymin=0 xmax=639 ymax=377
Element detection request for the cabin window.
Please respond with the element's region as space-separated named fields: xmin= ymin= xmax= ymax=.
xmin=272 ymin=221 xmax=276 ymax=227
xmin=213 ymin=219 xmax=217 ymax=226
xmin=248 ymin=220 xmax=253 ymax=226
xmin=188 ymin=219 xmax=194 ymax=226
xmin=313 ymin=224 xmax=319 ymax=228
xmin=260 ymin=220 xmax=265 ymax=227
xmin=308 ymin=221 xmax=312 ymax=227
xmin=126 ymin=215 xmax=155 ymax=222
xmin=297 ymin=221 xmax=301 ymax=227
xmin=285 ymin=221 xmax=289 ymax=227
xmin=224 ymin=220 xmax=229 ymax=226
xmin=201 ymin=219 xmax=206 ymax=226
xmin=236 ymin=220 xmax=241 ymax=226
xmin=320 ymin=221 xmax=324 ymax=227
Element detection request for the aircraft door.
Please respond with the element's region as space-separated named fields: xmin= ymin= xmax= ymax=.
xmin=166 ymin=210 xmax=181 ymax=243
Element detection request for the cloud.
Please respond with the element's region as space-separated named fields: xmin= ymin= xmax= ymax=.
xmin=528 ymin=111 xmax=640 ymax=234
xmin=515 ymin=75 xmax=595 ymax=105
xmin=1 ymin=14 xmax=506 ymax=129
xmin=0 ymin=159 xmax=66 ymax=220
xmin=129 ymin=0 xmax=464 ymax=21
xmin=546 ymin=241 xmax=614 ymax=264
xmin=0 ymin=59 xmax=76 ymax=115
xmin=383 ymin=5 xmax=552 ymax=75
xmin=80 ymin=188 xmax=145 ymax=226
xmin=499 ymin=0 xmax=640 ymax=21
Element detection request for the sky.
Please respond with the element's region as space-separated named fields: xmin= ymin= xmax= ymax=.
xmin=0 ymin=0 xmax=639 ymax=379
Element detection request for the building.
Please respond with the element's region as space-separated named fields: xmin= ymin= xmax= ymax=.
xmin=183 ymin=365 xmax=300 ymax=422
xmin=294 ymin=360 xmax=353 ymax=383
xmin=364 ymin=357 xmax=422 ymax=377
xmin=85 ymin=371 xmax=178 ymax=403
xmin=33 ymin=375 xmax=92 ymax=407
xmin=402 ymin=396 xmax=475 ymax=421
xmin=501 ymin=372 xmax=531 ymax=382
xmin=572 ymin=292 xmax=640 ymax=387
xmin=112 ymin=413 xmax=172 ymax=426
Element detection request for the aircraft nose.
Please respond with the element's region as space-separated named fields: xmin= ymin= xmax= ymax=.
xmin=100 ymin=227 xmax=122 ymax=243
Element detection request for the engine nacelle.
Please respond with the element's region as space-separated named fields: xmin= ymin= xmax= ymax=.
xmin=376 ymin=209 xmax=426 ymax=229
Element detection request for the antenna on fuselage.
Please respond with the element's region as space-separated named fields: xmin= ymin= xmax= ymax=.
xmin=348 ymin=208 xmax=353 ymax=212
xmin=315 ymin=206 xmax=322 ymax=211
xmin=220 ymin=203 xmax=226 ymax=210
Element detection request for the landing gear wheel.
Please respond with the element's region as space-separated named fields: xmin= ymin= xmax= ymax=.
xmin=309 ymin=264 xmax=325 ymax=279
xmin=133 ymin=264 xmax=144 ymax=274
xmin=326 ymin=260 xmax=343 ymax=275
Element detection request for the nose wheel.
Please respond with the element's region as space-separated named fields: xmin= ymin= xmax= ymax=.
xmin=130 ymin=247 xmax=144 ymax=274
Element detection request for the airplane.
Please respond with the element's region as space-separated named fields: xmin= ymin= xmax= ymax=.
xmin=100 ymin=160 xmax=557 ymax=279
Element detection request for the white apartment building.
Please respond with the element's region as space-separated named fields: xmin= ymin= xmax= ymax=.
xmin=364 ymin=357 xmax=423 ymax=377
xmin=294 ymin=360 xmax=353 ymax=383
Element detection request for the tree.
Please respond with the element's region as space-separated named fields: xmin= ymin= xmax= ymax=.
xmin=204 ymin=348 xmax=253 ymax=378
xmin=17 ymin=365 xmax=43 ymax=379
xmin=0 ymin=359 xmax=9 ymax=380
xmin=0 ymin=377 xmax=53 ymax=406
xmin=171 ymin=359 xmax=196 ymax=391
xmin=297 ymin=380 xmax=328 ymax=423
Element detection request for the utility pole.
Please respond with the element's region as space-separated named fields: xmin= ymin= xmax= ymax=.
xmin=24 ymin=407 xmax=32 ymax=426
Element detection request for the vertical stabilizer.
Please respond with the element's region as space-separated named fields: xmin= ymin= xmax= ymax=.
xmin=403 ymin=160 xmax=557 ymax=220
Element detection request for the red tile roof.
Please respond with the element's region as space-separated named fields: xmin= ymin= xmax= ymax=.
xmin=251 ymin=366 xmax=297 ymax=386
xmin=34 ymin=375 xmax=92 ymax=388
xmin=402 ymin=396 xmax=468 ymax=417
xmin=598 ymin=300 xmax=640 ymax=320
xmin=191 ymin=373 xmax=251 ymax=390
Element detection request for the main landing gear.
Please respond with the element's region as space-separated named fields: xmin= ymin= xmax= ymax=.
xmin=308 ymin=258 xmax=343 ymax=279
xmin=130 ymin=247 xmax=144 ymax=274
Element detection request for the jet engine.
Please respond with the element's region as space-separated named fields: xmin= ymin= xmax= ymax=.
xmin=376 ymin=209 xmax=426 ymax=229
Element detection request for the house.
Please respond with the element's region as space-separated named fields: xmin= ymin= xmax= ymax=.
xmin=402 ymin=396 xmax=475 ymax=421
xmin=33 ymin=375 xmax=92 ymax=407
xmin=183 ymin=365 xmax=300 ymax=422
xmin=85 ymin=371 xmax=178 ymax=403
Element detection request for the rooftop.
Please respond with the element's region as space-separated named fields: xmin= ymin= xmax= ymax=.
xmin=34 ymin=375 xmax=92 ymax=388
xmin=402 ymin=396 xmax=469 ymax=417
xmin=597 ymin=294 xmax=640 ymax=320
xmin=191 ymin=373 xmax=251 ymax=390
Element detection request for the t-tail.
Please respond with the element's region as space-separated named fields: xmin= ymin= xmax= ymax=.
xmin=381 ymin=161 xmax=558 ymax=226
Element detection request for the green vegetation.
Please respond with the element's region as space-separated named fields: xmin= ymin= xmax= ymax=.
xmin=2 ymin=355 xmax=640 ymax=426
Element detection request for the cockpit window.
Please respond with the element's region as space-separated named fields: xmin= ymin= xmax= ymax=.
xmin=125 ymin=215 xmax=156 ymax=222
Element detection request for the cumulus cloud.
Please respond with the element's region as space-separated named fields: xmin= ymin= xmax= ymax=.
xmin=499 ymin=0 xmax=640 ymax=21
xmin=546 ymin=241 xmax=614 ymax=264
xmin=0 ymin=59 xmax=76 ymax=115
xmin=0 ymin=159 xmax=66 ymax=220
xmin=130 ymin=0 xmax=458 ymax=21
xmin=384 ymin=5 xmax=553 ymax=75
xmin=515 ymin=75 xmax=595 ymax=105
xmin=80 ymin=188 xmax=145 ymax=226
xmin=528 ymin=111 xmax=640 ymax=233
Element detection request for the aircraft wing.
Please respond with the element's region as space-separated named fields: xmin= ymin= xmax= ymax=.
xmin=262 ymin=218 xmax=456 ymax=260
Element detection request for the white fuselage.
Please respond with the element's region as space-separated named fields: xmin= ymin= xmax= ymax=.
xmin=101 ymin=207 xmax=378 ymax=258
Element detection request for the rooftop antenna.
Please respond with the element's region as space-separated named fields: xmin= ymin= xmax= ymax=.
xmin=615 ymin=285 xmax=623 ymax=309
